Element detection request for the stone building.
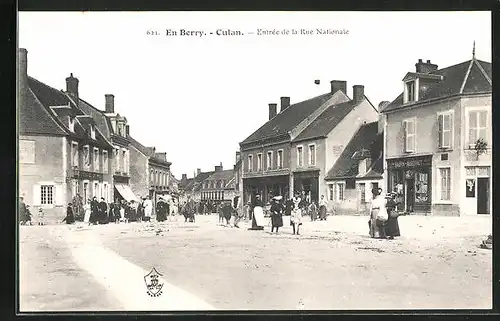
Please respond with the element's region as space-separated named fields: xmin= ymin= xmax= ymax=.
xmin=381 ymin=52 xmax=492 ymax=216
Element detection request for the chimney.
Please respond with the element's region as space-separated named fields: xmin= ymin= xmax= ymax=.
xmin=66 ymin=73 xmax=79 ymax=99
xmin=268 ymin=103 xmax=277 ymax=120
xmin=235 ymin=151 xmax=241 ymax=163
xmin=415 ymin=59 xmax=438 ymax=74
xmin=196 ymin=168 xmax=201 ymax=176
xmin=18 ymin=48 xmax=28 ymax=90
xmin=280 ymin=97 xmax=290 ymax=112
xmin=330 ymin=80 xmax=347 ymax=95
xmin=105 ymin=94 xmax=115 ymax=113
xmin=353 ymin=85 xmax=365 ymax=103
xmin=125 ymin=125 xmax=129 ymax=136
xmin=155 ymin=152 xmax=167 ymax=162
xmin=377 ymin=101 xmax=390 ymax=134
xmin=182 ymin=174 xmax=187 ymax=181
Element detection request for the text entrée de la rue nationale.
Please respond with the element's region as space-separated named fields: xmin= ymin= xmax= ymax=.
xmin=146 ymin=28 xmax=350 ymax=37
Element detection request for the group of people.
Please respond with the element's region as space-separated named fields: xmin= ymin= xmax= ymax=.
xmin=368 ymin=187 xmax=401 ymax=240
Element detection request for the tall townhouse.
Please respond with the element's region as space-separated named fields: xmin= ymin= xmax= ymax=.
xmin=200 ymin=163 xmax=237 ymax=203
xmin=381 ymin=53 xmax=491 ymax=216
xmin=290 ymin=83 xmax=379 ymax=205
xmin=239 ymin=81 xmax=350 ymax=204
xmin=18 ymin=49 xmax=114 ymax=222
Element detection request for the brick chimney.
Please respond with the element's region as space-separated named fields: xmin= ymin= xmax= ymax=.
xmin=18 ymin=48 xmax=28 ymax=90
xmin=330 ymin=80 xmax=347 ymax=95
xmin=280 ymin=97 xmax=290 ymax=112
xmin=415 ymin=59 xmax=438 ymax=74
xmin=268 ymin=103 xmax=277 ymax=120
xmin=353 ymin=85 xmax=365 ymax=104
xmin=125 ymin=125 xmax=130 ymax=136
xmin=182 ymin=173 xmax=187 ymax=181
xmin=235 ymin=151 xmax=241 ymax=163
xmin=105 ymin=94 xmax=115 ymax=113
xmin=66 ymin=73 xmax=79 ymax=99
xmin=196 ymin=168 xmax=201 ymax=176
xmin=155 ymin=152 xmax=167 ymax=162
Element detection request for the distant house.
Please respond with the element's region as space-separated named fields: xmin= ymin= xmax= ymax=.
xmin=239 ymin=81 xmax=351 ymax=204
xmin=381 ymin=53 xmax=492 ymax=216
xmin=18 ymin=49 xmax=114 ymax=223
xmin=290 ymin=84 xmax=379 ymax=205
xmin=324 ymin=121 xmax=384 ymax=215
xmin=201 ymin=164 xmax=236 ymax=203
xmin=179 ymin=169 xmax=215 ymax=203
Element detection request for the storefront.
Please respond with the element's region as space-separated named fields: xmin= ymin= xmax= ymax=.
xmin=242 ymin=175 xmax=289 ymax=205
xmin=463 ymin=166 xmax=491 ymax=215
xmin=387 ymin=155 xmax=432 ymax=213
xmin=292 ymin=170 xmax=320 ymax=204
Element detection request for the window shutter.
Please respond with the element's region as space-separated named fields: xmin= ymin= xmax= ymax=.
xmin=438 ymin=114 xmax=443 ymax=148
xmin=448 ymin=114 xmax=453 ymax=148
xmin=55 ymin=184 xmax=64 ymax=205
xmin=32 ymin=184 xmax=41 ymax=206
xmin=403 ymin=121 xmax=407 ymax=152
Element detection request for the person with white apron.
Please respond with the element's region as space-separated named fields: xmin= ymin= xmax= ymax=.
xmin=290 ymin=192 xmax=303 ymax=235
xmin=143 ymin=196 xmax=153 ymax=222
xmin=83 ymin=199 xmax=91 ymax=224
xmin=249 ymin=194 xmax=265 ymax=230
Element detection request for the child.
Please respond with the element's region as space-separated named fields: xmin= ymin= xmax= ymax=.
xmin=37 ymin=208 xmax=45 ymax=226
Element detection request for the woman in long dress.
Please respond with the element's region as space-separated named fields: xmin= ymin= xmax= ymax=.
xmin=270 ymin=196 xmax=284 ymax=234
xmin=290 ymin=193 xmax=303 ymax=235
xmin=385 ymin=191 xmax=401 ymax=239
xmin=369 ymin=188 xmax=387 ymax=238
xmin=318 ymin=195 xmax=328 ymax=220
xmin=143 ymin=196 xmax=153 ymax=222
xmin=83 ymin=199 xmax=91 ymax=224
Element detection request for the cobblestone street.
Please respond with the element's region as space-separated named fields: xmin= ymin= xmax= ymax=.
xmin=19 ymin=214 xmax=492 ymax=311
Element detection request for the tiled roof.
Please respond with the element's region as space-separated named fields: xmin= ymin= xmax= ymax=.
xmin=128 ymin=135 xmax=171 ymax=166
xmin=76 ymin=98 xmax=112 ymax=138
xmin=179 ymin=178 xmax=194 ymax=190
xmin=383 ymin=59 xmax=492 ymax=113
xmin=192 ymin=171 xmax=215 ymax=191
xmin=240 ymin=92 xmax=334 ymax=145
xmin=293 ymin=100 xmax=359 ymax=142
xmin=325 ymin=122 xmax=379 ymax=180
xmin=363 ymin=154 xmax=383 ymax=179
xmin=206 ymin=169 xmax=234 ymax=181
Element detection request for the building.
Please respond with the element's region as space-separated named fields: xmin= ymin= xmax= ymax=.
xmin=381 ymin=52 xmax=492 ymax=216
xmin=18 ymin=48 xmax=115 ymax=223
xmin=127 ymin=134 xmax=172 ymax=208
xmin=290 ymin=83 xmax=379 ymax=204
xmin=324 ymin=121 xmax=384 ymax=215
xmin=179 ymin=169 xmax=214 ymax=203
xmin=239 ymin=81 xmax=351 ymax=204
xmin=200 ymin=163 xmax=236 ymax=203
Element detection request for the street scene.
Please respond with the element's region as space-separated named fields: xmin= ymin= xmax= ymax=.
xmin=18 ymin=11 xmax=492 ymax=312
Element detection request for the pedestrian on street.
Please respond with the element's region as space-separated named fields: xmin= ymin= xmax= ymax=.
xmin=270 ymin=196 xmax=284 ymax=234
xmin=222 ymin=201 xmax=233 ymax=226
xmin=62 ymin=203 xmax=75 ymax=224
xmin=136 ymin=199 xmax=144 ymax=222
xmin=369 ymin=188 xmax=388 ymax=238
xmin=143 ymin=196 xmax=153 ymax=222
xmin=19 ymin=197 xmax=31 ymax=225
xmin=83 ymin=199 xmax=91 ymax=224
xmin=89 ymin=197 xmax=99 ymax=225
xmin=318 ymin=195 xmax=328 ymax=220
xmin=113 ymin=201 xmax=121 ymax=223
xmin=37 ymin=207 xmax=45 ymax=226
xmin=233 ymin=195 xmax=243 ymax=228
xmin=384 ymin=190 xmax=401 ymax=240
xmin=156 ymin=198 xmax=167 ymax=222
xmin=290 ymin=192 xmax=303 ymax=235
xmin=249 ymin=194 xmax=265 ymax=230
xmin=284 ymin=197 xmax=293 ymax=216
xmin=309 ymin=201 xmax=318 ymax=221
xmin=98 ymin=197 xmax=108 ymax=224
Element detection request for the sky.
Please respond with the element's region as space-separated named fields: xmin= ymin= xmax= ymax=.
xmin=19 ymin=11 xmax=491 ymax=179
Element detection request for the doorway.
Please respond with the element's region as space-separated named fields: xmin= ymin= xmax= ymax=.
xmin=406 ymin=178 xmax=415 ymax=212
xmin=477 ymin=178 xmax=490 ymax=214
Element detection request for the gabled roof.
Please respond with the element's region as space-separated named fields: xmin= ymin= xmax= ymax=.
xmin=128 ymin=135 xmax=171 ymax=166
xmin=292 ymin=99 xmax=360 ymax=143
xmin=240 ymin=92 xmax=334 ymax=145
xmin=362 ymin=154 xmax=383 ymax=179
xmin=383 ymin=59 xmax=491 ymax=113
xmin=206 ymin=169 xmax=234 ymax=181
xmin=76 ymin=98 xmax=112 ymax=138
xmin=325 ymin=122 xmax=379 ymax=180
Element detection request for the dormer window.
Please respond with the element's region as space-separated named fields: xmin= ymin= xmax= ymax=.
xmin=405 ymin=80 xmax=416 ymax=103
xmin=90 ymin=125 xmax=96 ymax=140
xmin=68 ymin=117 xmax=75 ymax=132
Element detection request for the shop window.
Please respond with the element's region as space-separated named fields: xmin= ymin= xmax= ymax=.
xmin=415 ymin=169 xmax=430 ymax=203
xmin=439 ymin=168 xmax=451 ymax=201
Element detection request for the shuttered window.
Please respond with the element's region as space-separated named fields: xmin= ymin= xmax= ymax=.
xmin=403 ymin=119 xmax=416 ymax=152
xmin=438 ymin=112 xmax=452 ymax=149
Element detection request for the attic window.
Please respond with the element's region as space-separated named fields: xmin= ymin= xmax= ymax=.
xmin=69 ymin=117 xmax=75 ymax=132
xmin=90 ymin=125 xmax=96 ymax=140
xmin=404 ymin=80 xmax=418 ymax=103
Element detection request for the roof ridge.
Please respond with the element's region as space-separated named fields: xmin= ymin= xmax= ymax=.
xmin=26 ymin=84 xmax=69 ymax=135
xmin=459 ymin=59 xmax=475 ymax=94
xmin=430 ymin=59 xmax=472 ymax=75
xmin=475 ymin=59 xmax=492 ymax=85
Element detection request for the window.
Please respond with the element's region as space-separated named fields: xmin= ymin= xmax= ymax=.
xmin=90 ymin=125 xmax=96 ymax=140
xmin=93 ymin=148 xmax=100 ymax=172
xmin=103 ymin=183 xmax=108 ymax=202
xmin=438 ymin=112 xmax=453 ymax=149
xmin=257 ymin=153 xmax=262 ymax=171
xmin=297 ymin=146 xmax=304 ymax=167
xmin=40 ymin=185 xmax=54 ymax=205
xmin=248 ymin=155 xmax=253 ymax=172
xmin=439 ymin=168 xmax=451 ymax=201
xmin=336 ymin=183 xmax=345 ymax=201
xmin=83 ymin=146 xmax=90 ymax=169
xmin=468 ymin=110 xmax=488 ymax=146
xmin=359 ymin=183 xmax=366 ymax=203
xmin=115 ymin=148 xmax=120 ymax=172
xmin=71 ymin=142 xmax=79 ymax=168
xmin=266 ymin=151 xmax=273 ymax=170
xmin=103 ymin=150 xmax=108 ymax=173
xmin=122 ymin=150 xmax=127 ymax=174
xmin=69 ymin=117 xmax=75 ymax=132
xmin=308 ymin=144 xmax=316 ymax=166
xmin=277 ymin=150 xmax=283 ymax=169
xmin=406 ymin=81 xmax=415 ymax=102
xmin=150 ymin=170 xmax=154 ymax=184
xmin=403 ymin=119 xmax=416 ymax=152
xmin=328 ymin=184 xmax=334 ymax=201
xmin=94 ymin=182 xmax=99 ymax=198
xmin=83 ymin=182 xmax=89 ymax=201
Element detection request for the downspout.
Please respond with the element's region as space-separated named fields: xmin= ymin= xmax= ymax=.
xmin=383 ymin=113 xmax=388 ymax=191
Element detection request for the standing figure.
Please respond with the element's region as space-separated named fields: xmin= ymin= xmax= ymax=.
xmin=19 ymin=197 xmax=29 ymax=225
xmin=156 ymin=198 xmax=167 ymax=222
xmin=120 ymin=201 xmax=127 ymax=223
xmin=318 ymin=195 xmax=328 ymax=220
xmin=309 ymin=201 xmax=318 ymax=222
xmin=62 ymin=203 xmax=75 ymax=224
xmin=384 ymin=190 xmax=401 ymax=239
xmin=270 ymin=196 xmax=284 ymax=234
xmin=233 ymin=195 xmax=243 ymax=228
xmin=89 ymin=197 xmax=99 ymax=225
xmin=221 ymin=201 xmax=232 ymax=226
xmin=37 ymin=207 xmax=45 ymax=226
xmin=83 ymin=199 xmax=91 ymax=224
xmin=249 ymin=194 xmax=265 ymax=230
xmin=98 ymin=197 xmax=108 ymax=224
xmin=143 ymin=196 xmax=153 ymax=222
xmin=369 ymin=188 xmax=388 ymax=238
xmin=136 ymin=199 xmax=144 ymax=222
xmin=290 ymin=192 xmax=303 ymax=235
xmin=284 ymin=197 xmax=293 ymax=216
xmin=113 ymin=201 xmax=121 ymax=223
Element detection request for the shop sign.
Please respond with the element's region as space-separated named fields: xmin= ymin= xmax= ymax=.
xmin=466 ymin=179 xmax=475 ymax=198
xmin=387 ymin=156 xmax=432 ymax=169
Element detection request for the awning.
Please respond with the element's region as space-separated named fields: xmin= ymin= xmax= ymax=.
xmin=115 ymin=184 xmax=138 ymax=202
